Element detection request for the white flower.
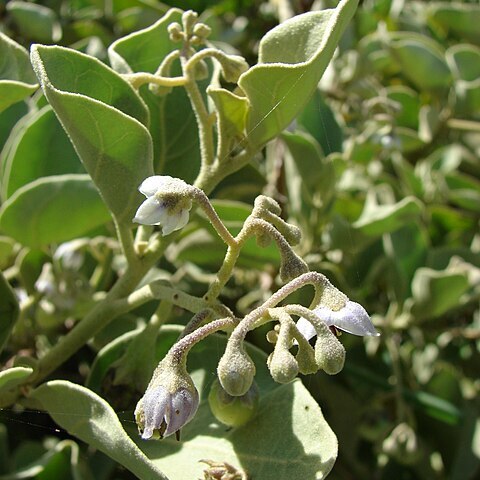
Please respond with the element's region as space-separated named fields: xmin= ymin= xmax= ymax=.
xmin=297 ymin=300 xmax=379 ymax=340
xmin=132 ymin=176 xmax=193 ymax=236
xmin=135 ymin=385 xmax=199 ymax=440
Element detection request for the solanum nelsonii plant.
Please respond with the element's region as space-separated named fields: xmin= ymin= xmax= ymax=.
xmin=0 ymin=2 xmax=374 ymax=479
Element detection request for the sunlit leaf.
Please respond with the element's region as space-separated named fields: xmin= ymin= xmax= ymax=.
xmin=238 ymin=0 xmax=358 ymax=147
xmin=0 ymin=175 xmax=111 ymax=248
xmin=1 ymin=106 xmax=84 ymax=199
xmin=30 ymin=44 xmax=153 ymax=222
xmin=30 ymin=381 xmax=169 ymax=480
xmin=0 ymin=33 xmax=37 ymax=114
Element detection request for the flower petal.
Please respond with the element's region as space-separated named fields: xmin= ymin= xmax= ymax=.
xmin=138 ymin=175 xmax=174 ymax=197
xmin=139 ymin=386 xmax=170 ymax=439
xmin=160 ymin=208 xmax=190 ymax=236
xmin=133 ymin=196 xmax=168 ymax=225
xmin=164 ymin=387 xmax=199 ymax=437
xmin=295 ymin=317 xmax=317 ymax=341
xmin=314 ymin=301 xmax=379 ymax=336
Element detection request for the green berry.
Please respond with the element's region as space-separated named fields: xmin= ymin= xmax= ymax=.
xmin=208 ymin=378 xmax=259 ymax=427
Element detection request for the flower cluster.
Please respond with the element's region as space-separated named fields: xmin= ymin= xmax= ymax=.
xmin=132 ymin=176 xmax=379 ymax=441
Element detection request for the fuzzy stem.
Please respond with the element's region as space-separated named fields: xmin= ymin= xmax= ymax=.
xmin=191 ymin=188 xmax=236 ymax=246
xmin=114 ymin=220 xmax=138 ymax=267
xmin=122 ymin=72 xmax=187 ymax=89
xmin=169 ymin=317 xmax=237 ymax=363
xmin=227 ymin=272 xmax=334 ymax=348
xmin=181 ymin=54 xmax=215 ymax=167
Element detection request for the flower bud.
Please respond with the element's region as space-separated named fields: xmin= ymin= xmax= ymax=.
xmin=193 ymin=23 xmax=211 ymax=39
xmin=254 ymin=195 xmax=282 ymax=216
xmin=218 ymin=54 xmax=249 ymax=83
xmin=279 ymin=250 xmax=309 ymax=282
xmin=135 ymin=358 xmax=199 ymax=440
xmin=208 ymin=378 xmax=259 ymax=427
xmin=267 ymin=348 xmax=299 ymax=384
xmin=314 ymin=327 xmax=345 ymax=375
xmin=281 ymin=223 xmax=302 ymax=246
xmin=182 ymin=10 xmax=198 ymax=35
xmin=217 ymin=346 xmax=255 ymax=396
xmin=167 ymin=22 xmax=184 ymax=42
xmin=295 ymin=341 xmax=318 ymax=375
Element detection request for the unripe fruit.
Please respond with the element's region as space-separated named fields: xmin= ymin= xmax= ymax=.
xmin=208 ymin=378 xmax=259 ymax=427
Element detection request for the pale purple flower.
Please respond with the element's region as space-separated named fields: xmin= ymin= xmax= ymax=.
xmin=135 ymin=385 xmax=199 ymax=440
xmin=297 ymin=300 xmax=379 ymax=340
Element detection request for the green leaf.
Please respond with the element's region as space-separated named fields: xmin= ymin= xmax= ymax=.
xmin=30 ymin=382 xmax=169 ymax=480
xmin=0 ymin=272 xmax=19 ymax=354
xmin=446 ymin=44 xmax=480 ymax=118
xmin=282 ymin=130 xmax=335 ymax=229
xmin=207 ymin=87 xmax=249 ymax=144
xmin=297 ymin=89 xmax=344 ymax=155
xmin=0 ymin=236 xmax=16 ymax=270
xmin=6 ymin=1 xmax=61 ymax=44
xmin=0 ymin=174 xmax=111 ymax=248
xmin=17 ymin=248 xmax=49 ymax=295
xmin=108 ymin=9 xmax=182 ymax=74
xmin=386 ymin=86 xmax=420 ymax=130
xmin=1 ymin=106 xmax=84 ymax=199
xmin=146 ymin=381 xmax=336 ymax=480
xmin=427 ymin=2 xmax=480 ymax=44
xmin=30 ymin=45 xmax=153 ymax=222
xmin=409 ymin=267 xmax=470 ymax=320
xmin=0 ymin=32 xmax=38 ymax=114
xmin=238 ymin=0 xmax=358 ymax=147
xmin=0 ymin=101 xmax=29 ymax=151
xmin=383 ymin=224 xmax=428 ymax=301
xmin=445 ymin=172 xmax=480 ymax=213
xmin=0 ymin=367 xmax=32 ymax=393
xmin=353 ymin=193 xmax=423 ymax=236
xmin=0 ymin=439 xmax=82 ymax=479
xmin=388 ymin=33 xmax=451 ymax=91
xmin=87 ymin=326 xmax=337 ymax=480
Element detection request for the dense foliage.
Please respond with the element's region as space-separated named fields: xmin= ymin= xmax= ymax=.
xmin=0 ymin=1 xmax=479 ymax=479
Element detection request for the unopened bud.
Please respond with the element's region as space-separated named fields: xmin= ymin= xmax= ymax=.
xmin=193 ymin=23 xmax=211 ymax=39
xmin=182 ymin=10 xmax=198 ymax=35
xmin=254 ymin=195 xmax=282 ymax=216
xmin=279 ymin=250 xmax=308 ymax=282
xmin=281 ymin=223 xmax=301 ymax=246
xmin=267 ymin=348 xmax=299 ymax=384
xmin=266 ymin=329 xmax=278 ymax=344
xmin=217 ymin=346 xmax=255 ymax=396
xmin=219 ymin=54 xmax=249 ymax=83
xmin=167 ymin=22 xmax=184 ymax=42
xmin=295 ymin=341 xmax=318 ymax=375
xmin=314 ymin=326 xmax=345 ymax=375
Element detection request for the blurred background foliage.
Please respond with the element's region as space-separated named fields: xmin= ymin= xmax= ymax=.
xmin=0 ymin=0 xmax=479 ymax=479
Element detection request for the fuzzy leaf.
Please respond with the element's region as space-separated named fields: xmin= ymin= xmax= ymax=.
xmin=238 ymin=0 xmax=358 ymax=147
xmin=30 ymin=44 xmax=153 ymax=222
xmin=0 ymin=174 xmax=111 ymax=248
xmin=0 ymin=32 xmax=38 ymax=113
